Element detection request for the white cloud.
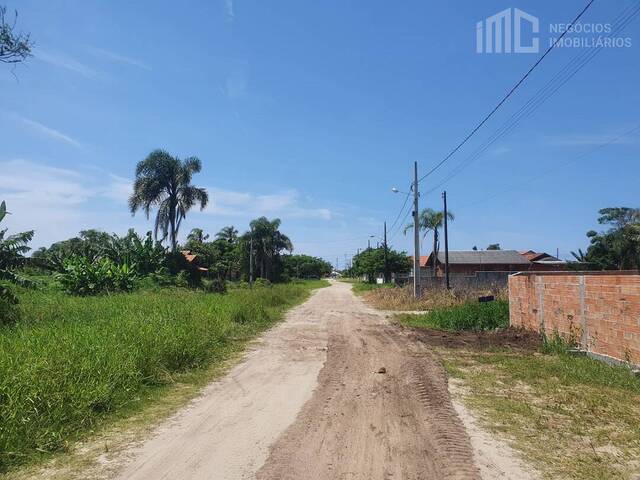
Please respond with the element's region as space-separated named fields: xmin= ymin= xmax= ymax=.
xmin=0 ymin=159 xmax=96 ymax=247
xmin=0 ymin=159 xmax=90 ymax=206
xmin=18 ymin=116 xmax=82 ymax=148
xmin=36 ymin=49 xmax=98 ymax=79
xmin=205 ymin=188 xmax=332 ymax=220
xmin=100 ymin=174 xmax=132 ymax=203
xmin=86 ymin=46 xmax=151 ymax=71
xmin=0 ymin=160 xmax=332 ymax=250
xmin=225 ymin=0 xmax=235 ymax=22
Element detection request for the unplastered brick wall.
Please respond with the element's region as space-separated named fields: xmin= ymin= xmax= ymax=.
xmin=509 ymin=272 xmax=640 ymax=365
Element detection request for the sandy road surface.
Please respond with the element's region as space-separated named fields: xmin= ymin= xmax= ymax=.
xmin=113 ymin=281 xmax=520 ymax=480
xmin=257 ymin=282 xmax=478 ymax=480
xmin=115 ymin=285 xmax=332 ymax=480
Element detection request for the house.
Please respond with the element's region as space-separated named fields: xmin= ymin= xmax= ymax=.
xmin=180 ymin=250 xmax=209 ymax=272
xmin=408 ymin=256 xmax=430 ymax=276
xmin=519 ymin=250 xmax=568 ymax=271
xmin=401 ymin=249 xmax=567 ymax=289
xmin=425 ymin=250 xmax=532 ymax=276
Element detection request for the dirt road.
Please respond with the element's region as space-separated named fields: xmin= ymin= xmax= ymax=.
xmin=116 ymin=281 xmax=481 ymax=479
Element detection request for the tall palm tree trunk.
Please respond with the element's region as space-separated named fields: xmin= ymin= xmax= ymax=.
xmin=169 ymin=204 xmax=177 ymax=252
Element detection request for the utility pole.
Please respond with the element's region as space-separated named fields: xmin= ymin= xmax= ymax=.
xmin=413 ymin=161 xmax=421 ymax=298
xmin=336 ymin=256 xmax=339 ymax=271
xmin=442 ymin=191 xmax=450 ymax=290
xmin=383 ymin=221 xmax=389 ymax=283
xmin=367 ymin=239 xmax=371 ymax=249
xmin=249 ymin=234 xmax=254 ymax=287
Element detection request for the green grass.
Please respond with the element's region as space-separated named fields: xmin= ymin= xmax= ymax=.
xmin=398 ymin=300 xmax=509 ymax=331
xmin=348 ymin=281 xmax=394 ymax=295
xmin=441 ymin=346 xmax=640 ymax=479
xmin=0 ymin=280 xmax=326 ymax=472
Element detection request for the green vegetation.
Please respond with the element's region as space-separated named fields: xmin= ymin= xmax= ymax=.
xmin=129 ymin=150 xmax=209 ymax=252
xmin=56 ymin=257 xmax=137 ymax=295
xmin=442 ymin=346 xmax=640 ymax=479
xmin=0 ymin=6 xmax=33 ymax=65
xmin=398 ymin=300 xmax=509 ymax=331
xmin=0 ymin=201 xmax=34 ymax=323
xmin=243 ymin=217 xmax=293 ymax=281
xmin=571 ymin=207 xmax=640 ymax=270
xmin=404 ymin=207 xmax=454 ymax=276
xmin=348 ymin=281 xmax=394 ymax=295
xmin=0 ymin=280 xmax=326 ymax=472
xmin=345 ymin=246 xmax=411 ymax=282
xmin=281 ymin=254 xmax=333 ymax=280
xmin=0 ymin=152 xmax=331 ymax=471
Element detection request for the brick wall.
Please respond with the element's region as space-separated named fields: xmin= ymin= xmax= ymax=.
xmin=509 ymin=272 xmax=640 ymax=365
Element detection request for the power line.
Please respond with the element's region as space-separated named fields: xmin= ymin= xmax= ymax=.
xmin=417 ymin=0 xmax=597 ymax=185
xmin=387 ymin=195 xmax=412 ymax=240
xmin=422 ymin=1 xmax=640 ymax=195
xmin=388 ymin=202 xmax=414 ymax=243
xmin=461 ymin=123 xmax=640 ymax=208
xmin=387 ymin=183 xmax=411 ymax=235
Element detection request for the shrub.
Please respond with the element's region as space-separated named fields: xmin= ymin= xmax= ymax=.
xmin=202 ymin=278 xmax=227 ymax=294
xmin=148 ymin=267 xmax=174 ymax=287
xmin=56 ymin=257 xmax=137 ymax=295
xmin=400 ymin=300 xmax=509 ymax=331
xmin=0 ymin=294 xmax=19 ymax=326
xmin=253 ymin=278 xmax=271 ymax=287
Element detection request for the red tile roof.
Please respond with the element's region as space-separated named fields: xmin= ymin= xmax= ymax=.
xmin=409 ymin=256 xmax=430 ymax=267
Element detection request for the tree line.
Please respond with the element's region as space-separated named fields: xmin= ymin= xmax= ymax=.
xmin=571 ymin=207 xmax=640 ymax=270
xmin=0 ymin=150 xmax=331 ymax=323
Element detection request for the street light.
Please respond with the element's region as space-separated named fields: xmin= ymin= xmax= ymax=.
xmin=391 ymin=187 xmax=411 ymax=195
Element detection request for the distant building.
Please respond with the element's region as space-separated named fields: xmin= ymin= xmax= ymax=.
xmin=519 ymin=250 xmax=568 ymax=271
xmin=402 ymin=249 xmax=567 ymax=289
xmin=180 ymin=250 xmax=209 ymax=272
xmin=408 ymin=256 xmax=430 ymax=276
xmin=426 ymin=250 xmax=532 ymax=276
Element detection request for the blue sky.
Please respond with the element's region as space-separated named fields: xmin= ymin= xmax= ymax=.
xmin=1 ymin=0 xmax=639 ymax=267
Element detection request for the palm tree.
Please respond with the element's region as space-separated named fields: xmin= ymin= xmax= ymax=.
xmin=404 ymin=208 xmax=454 ymax=276
xmin=247 ymin=217 xmax=293 ymax=281
xmin=129 ymin=150 xmax=209 ymax=252
xmin=186 ymin=228 xmax=209 ymax=245
xmin=571 ymin=248 xmax=588 ymax=262
xmin=216 ymin=226 xmax=238 ymax=244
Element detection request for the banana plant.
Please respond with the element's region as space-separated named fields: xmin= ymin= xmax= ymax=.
xmin=0 ymin=201 xmax=34 ymax=303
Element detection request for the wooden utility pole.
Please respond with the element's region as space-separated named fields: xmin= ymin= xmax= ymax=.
xmin=413 ymin=161 xmax=421 ymax=298
xmin=442 ymin=191 xmax=450 ymax=290
xmin=383 ymin=221 xmax=389 ymax=283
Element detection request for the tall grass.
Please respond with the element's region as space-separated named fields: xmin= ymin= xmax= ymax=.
xmin=0 ymin=281 xmax=325 ymax=471
xmin=362 ymin=284 xmax=507 ymax=311
xmin=398 ymin=300 xmax=509 ymax=331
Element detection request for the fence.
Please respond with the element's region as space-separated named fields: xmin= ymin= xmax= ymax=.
xmin=396 ymin=271 xmax=512 ymax=290
xmin=509 ymin=271 xmax=640 ymax=365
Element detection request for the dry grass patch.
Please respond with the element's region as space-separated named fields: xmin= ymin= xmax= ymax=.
xmin=439 ymin=346 xmax=640 ymax=479
xmin=361 ymin=284 xmax=507 ymax=311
